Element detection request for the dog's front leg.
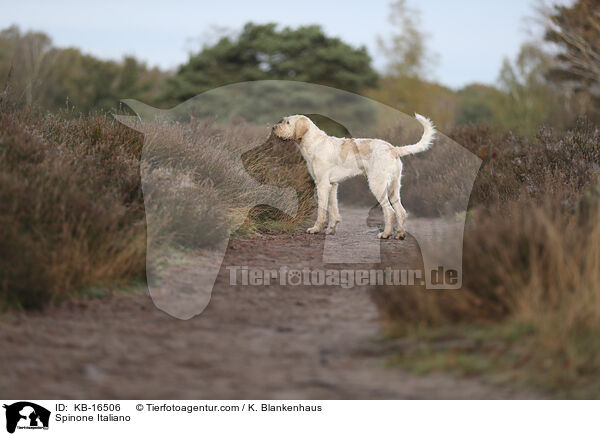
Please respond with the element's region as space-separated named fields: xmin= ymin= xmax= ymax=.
xmin=307 ymin=181 xmax=331 ymax=234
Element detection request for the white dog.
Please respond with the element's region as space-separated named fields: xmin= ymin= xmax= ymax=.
xmin=273 ymin=113 xmax=435 ymax=239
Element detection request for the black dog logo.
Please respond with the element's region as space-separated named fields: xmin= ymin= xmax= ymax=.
xmin=3 ymin=402 xmax=50 ymax=434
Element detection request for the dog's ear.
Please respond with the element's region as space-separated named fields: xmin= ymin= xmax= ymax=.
xmin=294 ymin=117 xmax=310 ymax=141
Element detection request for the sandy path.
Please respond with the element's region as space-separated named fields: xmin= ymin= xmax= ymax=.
xmin=0 ymin=207 xmax=540 ymax=399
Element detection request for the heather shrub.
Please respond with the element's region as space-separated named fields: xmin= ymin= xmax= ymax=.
xmin=0 ymin=105 xmax=145 ymax=309
xmin=0 ymin=105 xmax=314 ymax=310
xmin=371 ymin=120 xmax=600 ymax=381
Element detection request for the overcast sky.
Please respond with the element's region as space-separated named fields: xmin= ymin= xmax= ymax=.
xmin=1 ymin=0 xmax=538 ymax=89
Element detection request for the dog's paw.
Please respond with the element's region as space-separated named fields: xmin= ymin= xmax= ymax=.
xmin=307 ymin=226 xmax=322 ymax=234
xmin=394 ymin=231 xmax=405 ymax=240
xmin=325 ymin=227 xmax=336 ymax=235
xmin=377 ymin=231 xmax=392 ymax=239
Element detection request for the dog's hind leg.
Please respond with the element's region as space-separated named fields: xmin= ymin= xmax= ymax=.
xmin=369 ymin=178 xmax=394 ymax=239
xmin=389 ymin=178 xmax=407 ymax=240
xmin=326 ymin=183 xmax=340 ymax=235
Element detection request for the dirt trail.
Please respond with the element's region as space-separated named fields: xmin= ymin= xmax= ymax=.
xmin=0 ymin=207 xmax=540 ymax=399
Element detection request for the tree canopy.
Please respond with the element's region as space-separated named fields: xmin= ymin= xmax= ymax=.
xmin=160 ymin=23 xmax=379 ymax=103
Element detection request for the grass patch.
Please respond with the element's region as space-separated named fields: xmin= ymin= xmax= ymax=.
xmin=385 ymin=321 xmax=600 ymax=398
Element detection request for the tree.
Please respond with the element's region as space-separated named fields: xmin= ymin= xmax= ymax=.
xmin=160 ymin=23 xmax=378 ymax=103
xmin=543 ymin=0 xmax=600 ymax=102
xmin=0 ymin=26 xmax=54 ymax=105
xmin=495 ymin=43 xmax=577 ymax=133
xmin=377 ymin=0 xmax=436 ymax=78
xmin=0 ymin=26 xmax=167 ymax=112
xmin=369 ymin=1 xmax=452 ymax=128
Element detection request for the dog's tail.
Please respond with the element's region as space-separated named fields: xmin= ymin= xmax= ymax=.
xmin=393 ymin=113 xmax=436 ymax=157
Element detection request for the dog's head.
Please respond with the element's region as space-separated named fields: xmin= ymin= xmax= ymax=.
xmin=273 ymin=115 xmax=312 ymax=141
